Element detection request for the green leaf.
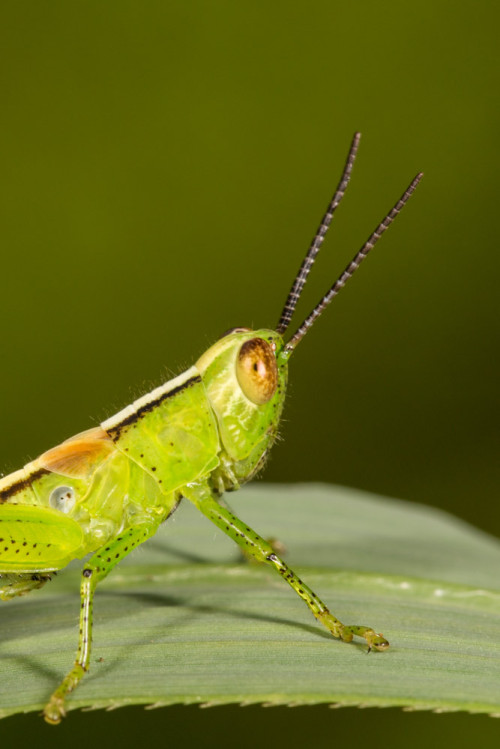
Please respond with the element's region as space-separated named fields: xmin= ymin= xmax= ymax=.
xmin=1 ymin=484 xmax=499 ymax=719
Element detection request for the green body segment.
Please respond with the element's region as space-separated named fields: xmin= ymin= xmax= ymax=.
xmin=0 ymin=447 xmax=170 ymax=574
xmin=102 ymin=366 xmax=221 ymax=492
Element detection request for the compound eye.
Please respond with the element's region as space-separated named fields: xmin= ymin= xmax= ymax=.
xmin=236 ymin=338 xmax=278 ymax=405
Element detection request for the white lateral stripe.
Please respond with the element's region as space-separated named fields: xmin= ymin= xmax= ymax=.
xmin=101 ymin=366 xmax=200 ymax=431
xmin=0 ymin=461 xmax=39 ymax=494
xmin=0 ymin=467 xmax=27 ymax=493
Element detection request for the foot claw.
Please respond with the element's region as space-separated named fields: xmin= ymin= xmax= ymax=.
xmin=365 ymin=630 xmax=389 ymax=652
xmin=43 ymin=698 xmax=66 ymax=725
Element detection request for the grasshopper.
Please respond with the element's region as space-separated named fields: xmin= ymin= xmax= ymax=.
xmin=0 ymin=133 xmax=422 ymax=723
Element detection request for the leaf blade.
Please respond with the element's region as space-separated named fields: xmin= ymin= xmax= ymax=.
xmin=1 ymin=484 xmax=499 ymax=719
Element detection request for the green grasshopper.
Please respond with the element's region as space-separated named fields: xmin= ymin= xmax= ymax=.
xmin=0 ymin=133 xmax=422 ymax=723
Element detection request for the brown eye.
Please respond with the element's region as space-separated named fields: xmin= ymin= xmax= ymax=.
xmin=236 ymin=338 xmax=278 ymax=405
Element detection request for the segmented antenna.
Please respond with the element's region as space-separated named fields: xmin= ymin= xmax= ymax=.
xmin=282 ymin=172 xmax=424 ymax=355
xmin=276 ymin=132 xmax=361 ymax=335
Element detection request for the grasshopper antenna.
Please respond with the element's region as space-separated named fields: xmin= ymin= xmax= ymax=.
xmin=276 ymin=132 xmax=361 ymax=335
xmin=282 ymin=171 xmax=424 ymax=356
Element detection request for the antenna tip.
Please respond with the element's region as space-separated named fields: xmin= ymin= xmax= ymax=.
xmin=409 ymin=172 xmax=424 ymax=191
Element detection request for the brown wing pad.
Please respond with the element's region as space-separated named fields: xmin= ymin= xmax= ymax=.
xmin=39 ymin=427 xmax=115 ymax=479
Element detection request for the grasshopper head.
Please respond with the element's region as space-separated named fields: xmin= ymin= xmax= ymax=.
xmin=197 ymin=134 xmax=422 ymax=482
xmin=196 ymin=328 xmax=288 ymax=465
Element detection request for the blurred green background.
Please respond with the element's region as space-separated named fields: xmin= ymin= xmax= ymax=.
xmin=0 ymin=1 xmax=498 ymax=746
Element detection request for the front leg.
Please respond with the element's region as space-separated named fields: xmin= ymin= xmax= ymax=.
xmin=185 ymin=483 xmax=389 ymax=652
xmin=43 ymin=518 xmax=161 ymax=724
